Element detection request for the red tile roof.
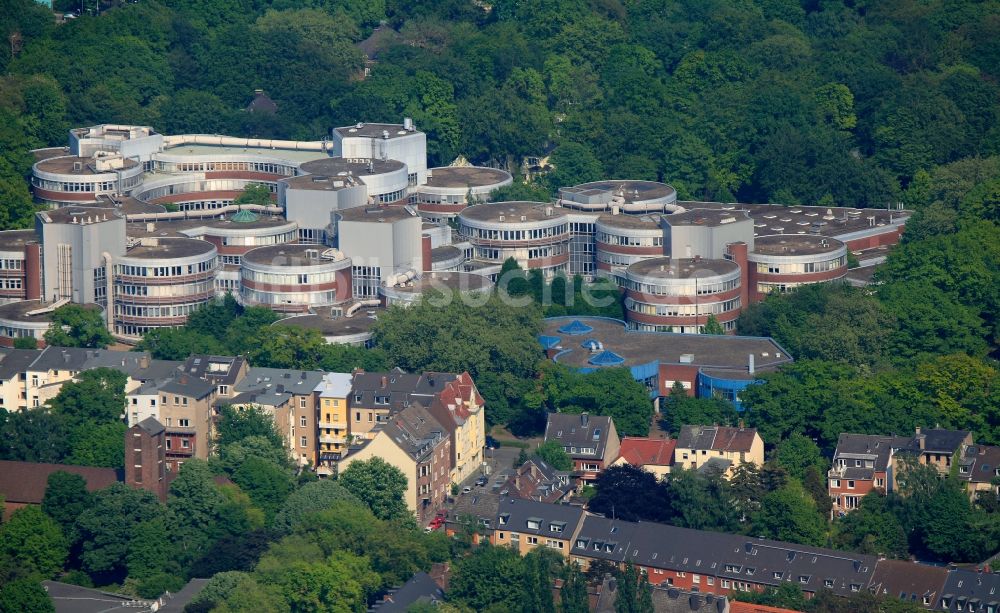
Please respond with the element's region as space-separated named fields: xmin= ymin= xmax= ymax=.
xmin=731 ymin=602 xmax=800 ymax=613
xmin=617 ymin=437 xmax=676 ymax=467
xmin=0 ymin=460 xmax=121 ymax=505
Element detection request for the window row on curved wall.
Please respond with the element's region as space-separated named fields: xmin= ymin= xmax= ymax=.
xmin=598 ymin=252 xmax=654 ymax=267
xmin=596 ymin=232 xmax=663 ymax=247
xmin=32 ymin=174 xmax=142 ymax=193
xmin=218 ymin=231 xmax=297 ymax=247
xmin=377 ymin=188 xmax=407 ymax=203
xmin=114 ymin=300 xmax=211 ymax=319
xmin=628 ymin=320 xmax=738 ymax=333
xmin=623 ymin=276 xmax=740 ymax=297
xmin=752 ymin=257 xmax=846 ymax=274
xmin=240 ymin=288 xmax=341 ymax=307
xmin=461 ymin=224 xmax=569 ymax=241
xmin=625 ymin=297 xmax=741 ymax=317
xmin=155 ymin=160 xmax=296 ymax=175
xmin=241 ymin=269 xmax=342 ymax=285
xmin=114 ymin=259 xmax=217 ymax=277
xmin=115 ymin=279 xmax=216 ymax=299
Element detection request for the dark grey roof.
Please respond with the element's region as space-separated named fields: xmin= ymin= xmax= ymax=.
xmin=696 ymin=457 xmax=732 ymax=476
xmin=157 ymin=375 xmax=215 ymax=399
xmin=179 ymin=355 xmax=246 ymax=385
xmin=830 ymin=433 xmax=910 ymax=480
xmin=350 ymin=370 xmax=458 ymax=411
xmin=676 ymin=425 xmax=758 ymax=453
xmin=156 ymin=578 xmax=209 ymax=612
xmin=959 ymin=445 xmax=1000 ymax=484
xmin=0 ymin=347 xmax=42 ymax=380
xmin=136 ymin=417 xmax=164 ymax=437
xmin=908 ymin=429 xmax=972 ymax=455
xmin=448 ymin=491 xmax=501 ymax=528
xmin=868 ymin=560 xmax=948 ymax=610
xmin=29 ymin=346 xmax=96 ymax=371
xmin=495 ymin=497 xmax=584 ymax=538
xmin=572 ymin=512 xmax=876 ymax=598
xmin=380 ymin=403 xmax=449 ymax=461
xmin=545 ymin=413 xmax=616 ymax=460
xmin=653 ymin=588 xmax=728 ymax=613
xmin=370 ymin=572 xmax=443 ymax=612
xmin=939 ymin=569 xmax=1000 ymax=612
xmin=570 ymin=514 xmax=639 ymax=563
xmin=225 ymin=366 xmax=325 ymax=407
xmin=43 ymin=580 xmax=151 ymax=612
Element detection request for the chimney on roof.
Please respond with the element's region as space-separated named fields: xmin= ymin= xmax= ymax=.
xmin=581 ymin=413 xmax=589 ymax=426
xmin=748 ymin=353 xmax=755 ymax=375
xmin=381 ymin=375 xmax=388 ymax=388
xmin=918 ymin=434 xmax=926 ymax=450
xmin=180 ymin=375 xmax=188 ymax=384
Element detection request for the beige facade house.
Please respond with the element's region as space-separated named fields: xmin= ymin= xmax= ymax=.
xmin=674 ymin=425 xmax=763 ymax=477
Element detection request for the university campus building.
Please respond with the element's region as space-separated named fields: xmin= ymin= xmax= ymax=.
xmin=2 ymin=120 xmax=908 ymax=346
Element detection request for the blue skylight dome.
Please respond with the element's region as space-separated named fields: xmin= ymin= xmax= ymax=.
xmin=588 ymin=350 xmax=625 ymax=366
xmin=558 ymin=320 xmax=593 ymax=335
xmin=538 ymin=335 xmax=561 ymax=350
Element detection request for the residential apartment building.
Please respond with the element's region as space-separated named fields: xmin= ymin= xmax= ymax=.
xmin=425 ymin=371 xmax=485 ymax=484
xmin=544 ymin=413 xmax=620 ymax=483
xmin=227 ymin=367 xmax=326 ymax=468
xmin=909 ymin=427 xmax=973 ymax=473
xmin=828 ymin=433 xmax=910 ymax=517
xmin=316 ymin=372 xmax=352 ymax=475
xmin=958 ymin=444 xmax=1000 ymax=498
xmin=674 ymin=425 xmax=764 ymax=477
xmin=492 ymin=498 xmax=584 ymax=555
xmin=338 ymin=402 xmax=452 ymax=523
xmin=497 ymin=459 xmax=573 ymax=503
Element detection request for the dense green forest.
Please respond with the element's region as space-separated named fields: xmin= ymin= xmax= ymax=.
xmin=2 ymin=0 xmax=1000 ymax=228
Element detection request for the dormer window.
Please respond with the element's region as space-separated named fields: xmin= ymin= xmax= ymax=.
xmin=354 ymin=394 xmax=362 ymax=402
xmin=799 ymin=576 xmax=811 ymax=584
xmin=576 ymin=539 xmax=588 ymax=549
xmin=375 ymin=395 xmax=389 ymax=405
xmin=550 ymin=522 xmax=565 ymax=533
xmin=773 ymin=572 xmax=783 ymax=580
xmin=498 ymin=514 xmax=509 ymax=526
xmin=526 ymin=518 xmax=541 ymax=530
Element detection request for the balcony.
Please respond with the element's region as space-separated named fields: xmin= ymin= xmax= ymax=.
xmin=319 ymin=433 xmax=347 ymax=445
xmin=317 ymin=420 xmax=348 ymax=430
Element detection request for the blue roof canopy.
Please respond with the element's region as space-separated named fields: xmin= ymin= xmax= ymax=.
xmin=558 ymin=320 xmax=593 ymax=335
xmin=538 ymin=335 xmax=561 ymax=350
xmin=588 ymin=350 xmax=625 ymax=366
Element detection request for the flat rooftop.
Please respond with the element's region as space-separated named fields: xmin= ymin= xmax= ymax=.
xmin=681 ymin=202 xmax=909 ymax=238
xmin=38 ymin=207 xmax=124 ymax=224
xmin=35 ymin=155 xmax=140 ymax=175
xmin=431 ymin=245 xmax=462 ymax=263
xmin=334 ymin=123 xmax=418 ymax=139
xmin=752 ymin=234 xmax=845 ymax=256
xmin=460 ymin=201 xmax=563 ymax=224
xmin=282 ymin=173 xmax=364 ymax=191
xmin=125 ymin=237 xmax=215 ymax=259
xmin=663 ymin=208 xmax=751 ymax=227
xmin=628 ymin=256 xmax=739 ymax=279
xmin=299 ymin=157 xmax=405 ymax=177
xmin=424 ymin=166 xmax=512 ymax=189
xmin=596 ymin=212 xmax=663 ymax=230
xmin=337 ymin=206 xmax=416 ymax=223
xmin=277 ymin=305 xmax=381 ymax=336
xmin=126 ymin=215 xmax=294 ymax=239
xmin=0 ymin=229 xmax=38 ymax=251
xmin=161 ymin=144 xmax=328 ymax=164
xmin=384 ymin=272 xmax=493 ymax=295
xmin=96 ymin=195 xmax=167 ymax=216
xmin=32 ymin=147 xmax=70 ymax=162
xmin=565 ymin=180 xmax=676 ymax=203
xmin=242 ymin=244 xmax=345 ymax=267
xmin=0 ymin=300 xmax=101 ymax=323
xmin=543 ymin=317 xmax=792 ymax=374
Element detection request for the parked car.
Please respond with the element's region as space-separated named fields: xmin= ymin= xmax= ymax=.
xmin=461 ymin=486 xmax=472 ymax=494
xmin=485 ymin=436 xmax=500 ymax=450
xmin=475 ymin=476 xmax=488 ymax=487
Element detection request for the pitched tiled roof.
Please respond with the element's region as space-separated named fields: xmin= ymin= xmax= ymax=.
xmin=0 ymin=460 xmax=121 ymax=504
xmin=617 ymin=437 xmax=676 ymax=467
xmin=545 ymin=413 xmax=617 ymax=460
xmin=677 ymin=425 xmax=758 ymax=453
xmin=868 ymin=560 xmax=948 ymax=609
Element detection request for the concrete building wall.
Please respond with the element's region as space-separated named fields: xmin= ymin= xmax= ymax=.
xmin=37 ymin=212 xmax=126 ymax=305
xmin=337 ymin=433 xmax=418 ymax=515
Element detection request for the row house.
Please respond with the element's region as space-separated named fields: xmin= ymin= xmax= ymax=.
xmin=0 ymin=345 xmax=178 ymax=411
xmin=497 ymin=459 xmax=573 ymax=503
xmin=227 ymin=367 xmax=326 ymax=468
xmin=611 ymin=437 xmax=677 ymax=479
xmin=178 ymin=354 xmax=247 ymax=400
xmin=544 ymin=413 xmax=620 ymax=483
xmin=958 ymin=444 xmax=1000 ymax=499
xmin=425 ymin=372 xmax=486 ymax=484
xmin=674 ymin=425 xmax=764 ymax=477
xmin=338 ymin=402 xmax=452 ymax=523
xmin=830 ymin=428 xmax=976 ymax=516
